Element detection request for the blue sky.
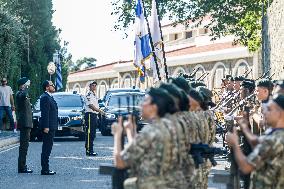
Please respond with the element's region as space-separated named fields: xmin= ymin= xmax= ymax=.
xmin=52 ymin=0 xmax=133 ymax=65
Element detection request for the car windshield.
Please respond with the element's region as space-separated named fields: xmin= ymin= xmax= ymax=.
xmin=103 ymin=89 xmax=140 ymax=102
xmin=107 ymin=94 xmax=144 ymax=108
xmin=34 ymin=95 xmax=83 ymax=110
xmin=54 ymin=95 xmax=83 ymax=107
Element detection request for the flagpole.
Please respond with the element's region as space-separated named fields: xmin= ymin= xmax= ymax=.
xmin=141 ymin=0 xmax=161 ymax=81
xmin=154 ymin=0 xmax=169 ymax=80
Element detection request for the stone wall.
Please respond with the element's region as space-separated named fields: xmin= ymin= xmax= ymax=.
xmin=264 ymin=0 xmax=284 ymax=79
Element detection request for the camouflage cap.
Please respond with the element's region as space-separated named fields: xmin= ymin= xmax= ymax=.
xmin=188 ymin=89 xmax=204 ymax=104
xmin=189 ymin=81 xmax=207 ymax=88
xmin=171 ymin=77 xmax=191 ymax=94
xmin=196 ymin=86 xmax=213 ymax=99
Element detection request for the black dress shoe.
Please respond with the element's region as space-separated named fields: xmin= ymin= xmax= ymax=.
xmin=86 ymin=152 xmax=98 ymax=156
xmin=41 ymin=170 xmax=56 ymax=175
xmin=18 ymin=169 xmax=33 ymax=173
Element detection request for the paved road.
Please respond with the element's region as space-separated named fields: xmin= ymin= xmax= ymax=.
xmin=0 ymin=132 xmax=112 ymax=189
xmin=0 ymin=131 xmax=228 ymax=189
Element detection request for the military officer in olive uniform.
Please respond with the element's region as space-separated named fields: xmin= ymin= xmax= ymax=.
xmin=16 ymin=77 xmax=33 ymax=173
xmin=85 ymin=81 xmax=104 ymax=156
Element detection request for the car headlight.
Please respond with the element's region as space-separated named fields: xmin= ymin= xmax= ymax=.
xmin=105 ymin=113 xmax=116 ymax=119
xmin=71 ymin=115 xmax=83 ymax=120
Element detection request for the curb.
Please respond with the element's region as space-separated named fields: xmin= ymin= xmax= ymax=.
xmin=0 ymin=136 xmax=19 ymax=149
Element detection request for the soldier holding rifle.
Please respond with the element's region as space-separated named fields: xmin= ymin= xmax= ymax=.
xmin=226 ymin=94 xmax=284 ymax=189
xmin=250 ymin=79 xmax=274 ymax=135
xmin=112 ymin=88 xmax=186 ymax=189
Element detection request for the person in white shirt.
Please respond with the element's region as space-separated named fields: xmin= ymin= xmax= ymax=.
xmin=84 ymin=81 xmax=104 ymax=156
xmin=0 ymin=77 xmax=15 ymax=133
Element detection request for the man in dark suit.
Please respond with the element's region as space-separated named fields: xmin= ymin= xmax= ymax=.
xmin=16 ymin=77 xmax=33 ymax=173
xmin=40 ymin=80 xmax=58 ymax=175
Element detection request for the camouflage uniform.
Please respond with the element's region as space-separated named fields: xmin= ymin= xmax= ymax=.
xmin=177 ymin=111 xmax=199 ymax=188
xmin=247 ymin=129 xmax=284 ymax=189
xmin=202 ymin=111 xmax=216 ymax=189
xmin=121 ymin=119 xmax=184 ymax=189
xmin=191 ymin=111 xmax=216 ymax=189
xmin=250 ymin=100 xmax=268 ymax=136
xmin=164 ymin=113 xmax=192 ymax=188
xmin=179 ymin=111 xmax=206 ymax=189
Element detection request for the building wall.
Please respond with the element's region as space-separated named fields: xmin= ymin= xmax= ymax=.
xmin=264 ymin=0 xmax=284 ymax=79
xmin=68 ymin=57 xmax=254 ymax=98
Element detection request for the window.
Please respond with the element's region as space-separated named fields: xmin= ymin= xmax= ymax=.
xmin=174 ymin=33 xmax=179 ymax=40
xmin=204 ymin=28 xmax=209 ymax=34
xmin=123 ymin=77 xmax=132 ymax=88
xmin=214 ymin=68 xmax=225 ymax=88
xmin=98 ymin=85 xmax=106 ymax=99
xmin=186 ymin=31 xmax=193 ymax=39
xmin=199 ymin=28 xmax=209 ymax=35
xmin=107 ymin=94 xmax=145 ymax=108
xmin=237 ymin=63 xmax=248 ymax=76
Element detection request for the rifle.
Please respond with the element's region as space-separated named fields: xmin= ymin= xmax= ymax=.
xmin=99 ymin=96 xmax=141 ymax=189
xmin=213 ymin=91 xmax=240 ymax=111
xmin=226 ymin=93 xmax=255 ymax=116
xmin=197 ymin=72 xmax=209 ymax=81
xmin=256 ymin=68 xmax=271 ymax=80
xmin=266 ymin=72 xmax=275 ymax=80
xmin=189 ymin=143 xmax=227 ymax=168
xmin=189 ymin=67 xmax=200 ymax=77
xmin=243 ymin=69 xmax=252 ymax=78
xmin=100 ymin=97 xmax=128 ymax=189
xmin=243 ymin=69 xmax=250 ymax=75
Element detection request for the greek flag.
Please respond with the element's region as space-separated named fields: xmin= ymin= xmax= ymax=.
xmin=150 ymin=0 xmax=165 ymax=82
xmin=53 ymin=52 xmax=63 ymax=91
xmin=134 ymin=0 xmax=152 ymax=82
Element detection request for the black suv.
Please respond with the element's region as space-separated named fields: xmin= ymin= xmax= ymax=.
xmin=99 ymin=88 xmax=141 ymax=108
xmin=31 ymin=92 xmax=85 ymax=141
xmin=100 ymin=92 xmax=146 ymax=136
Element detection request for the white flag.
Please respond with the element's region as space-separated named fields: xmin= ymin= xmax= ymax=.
xmin=150 ymin=0 xmax=165 ymax=82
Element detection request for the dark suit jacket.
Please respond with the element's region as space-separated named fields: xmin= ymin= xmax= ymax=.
xmin=16 ymin=89 xmax=33 ymax=128
xmin=40 ymin=92 xmax=58 ymax=130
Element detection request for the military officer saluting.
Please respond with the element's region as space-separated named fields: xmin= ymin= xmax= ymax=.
xmin=16 ymin=77 xmax=33 ymax=173
xmin=85 ymin=81 xmax=104 ymax=156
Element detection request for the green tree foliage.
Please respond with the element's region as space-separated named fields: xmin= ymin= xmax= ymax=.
xmin=0 ymin=9 xmax=26 ymax=91
xmin=69 ymin=57 xmax=97 ymax=72
xmin=112 ymin=0 xmax=272 ymax=51
xmin=0 ymin=0 xmax=69 ymax=102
